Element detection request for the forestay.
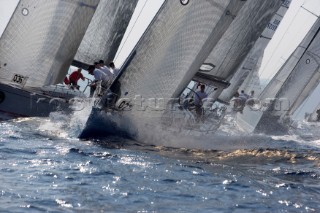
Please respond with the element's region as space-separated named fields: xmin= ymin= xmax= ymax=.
xmin=74 ymin=0 xmax=139 ymax=67
xmin=0 ymin=0 xmax=99 ymax=88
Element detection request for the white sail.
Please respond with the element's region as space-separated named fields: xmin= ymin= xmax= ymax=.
xmin=218 ymin=0 xmax=291 ymax=103
xmin=238 ymin=54 xmax=263 ymax=93
xmin=237 ymin=17 xmax=320 ymax=133
xmin=73 ymin=0 xmax=139 ymax=67
xmin=260 ymin=18 xmax=320 ymax=101
xmin=0 ymin=0 xmax=99 ymax=88
xmin=194 ymin=0 xmax=283 ymax=85
xmin=272 ymin=26 xmax=320 ymax=117
xmin=287 ymin=72 xmax=320 ymax=117
xmin=111 ymin=0 xmax=246 ymax=112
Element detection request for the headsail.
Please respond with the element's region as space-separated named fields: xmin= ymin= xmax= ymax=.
xmin=194 ymin=0 xmax=283 ymax=83
xmin=110 ymin=0 xmax=247 ymax=114
xmin=218 ymin=0 xmax=291 ymax=102
xmin=271 ymin=20 xmax=320 ymax=118
xmin=73 ymin=0 xmax=139 ymax=68
xmin=259 ymin=18 xmax=320 ymax=102
xmin=0 ymin=0 xmax=99 ymax=88
xmin=237 ymin=17 xmax=320 ymax=133
xmin=193 ymin=0 xmax=283 ymax=104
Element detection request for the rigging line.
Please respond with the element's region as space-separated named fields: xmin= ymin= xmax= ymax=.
xmin=114 ymin=0 xmax=149 ymax=62
xmin=259 ymin=4 xmax=303 ymax=78
xmin=300 ymin=6 xmax=319 ymax=18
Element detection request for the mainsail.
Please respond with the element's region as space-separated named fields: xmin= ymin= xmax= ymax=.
xmin=271 ymin=20 xmax=320 ymax=118
xmin=193 ymin=0 xmax=283 ymax=104
xmin=259 ymin=18 xmax=320 ymax=102
xmin=0 ymin=0 xmax=99 ymax=88
xmin=111 ymin=0 xmax=246 ymax=112
xmin=73 ymin=0 xmax=139 ymax=68
xmin=218 ymin=0 xmax=291 ymax=102
xmin=237 ymin=17 xmax=320 ymax=133
xmin=238 ymin=55 xmax=263 ymax=94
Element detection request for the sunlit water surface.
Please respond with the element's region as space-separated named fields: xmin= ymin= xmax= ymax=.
xmin=0 ymin=113 xmax=319 ymax=212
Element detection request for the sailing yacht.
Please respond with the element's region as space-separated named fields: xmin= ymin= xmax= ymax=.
xmin=0 ymin=0 xmax=138 ymax=120
xmin=0 ymin=0 xmax=100 ymax=119
xmin=174 ymin=0 xmax=285 ymax=133
xmin=79 ymin=0 xmax=283 ymax=141
xmin=237 ymin=17 xmax=320 ymax=134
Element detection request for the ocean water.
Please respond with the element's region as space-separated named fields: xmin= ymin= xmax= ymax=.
xmin=0 ymin=114 xmax=319 ymax=212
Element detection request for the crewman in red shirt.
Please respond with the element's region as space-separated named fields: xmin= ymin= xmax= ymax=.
xmin=68 ymin=68 xmax=85 ymax=90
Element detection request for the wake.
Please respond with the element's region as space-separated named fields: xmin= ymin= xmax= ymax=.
xmin=25 ymin=101 xmax=320 ymax=153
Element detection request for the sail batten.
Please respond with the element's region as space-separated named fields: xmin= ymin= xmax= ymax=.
xmin=0 ymin=0 xmax=99 ymax=88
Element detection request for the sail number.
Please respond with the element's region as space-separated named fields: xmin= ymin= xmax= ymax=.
xmin=267 ymin=19 xmax=281 ymax=31
xmin=282 ymin=0 xmax=290 ymax=8
xmin=12 ymin=74 xmax=27 ymax=85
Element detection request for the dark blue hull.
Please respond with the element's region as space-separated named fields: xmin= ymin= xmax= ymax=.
xmin=79 ymin=107 xmax=137 ymax=140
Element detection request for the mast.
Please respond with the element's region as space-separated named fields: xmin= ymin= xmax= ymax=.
xmin=0 ymin=0 xmax=99 ymax=88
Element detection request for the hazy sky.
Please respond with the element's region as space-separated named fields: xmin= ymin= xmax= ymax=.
xmin=0 ymin=0 xmax=19 ymax=34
